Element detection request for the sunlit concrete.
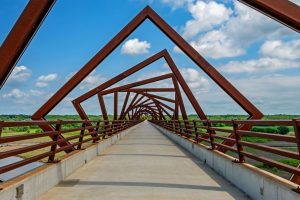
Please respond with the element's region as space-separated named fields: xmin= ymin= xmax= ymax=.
xmin=39 ymin=121 xmax=249 ymax=200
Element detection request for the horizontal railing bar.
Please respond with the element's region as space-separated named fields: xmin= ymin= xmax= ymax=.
xmin=0 ymin=141 xmax=55 ymax=159
xmin=213 ymin=142 xmax=238 ymax=153
xmin=0 ymin=131 xmax=57 ymax=143
xmin=239 ymin=141 xmax=299 ymax=159
xmin=241 ymin=151 xmax=300 ymax=176
xmin=209 ymin=127 xmax=233 ymax=133
xmin=234 ymin=120 xmax=294 ymax=126
xmin=237 ymin=130 xmax=296 ymax=143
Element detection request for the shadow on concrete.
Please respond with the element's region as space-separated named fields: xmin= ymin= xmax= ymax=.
xmin=100 ymin=153 xmax=189 ymax=158
xmin=115 ymin=143 xmax=175 ymax=146
xmin=58 ymin=179 xmax=225 ymax=191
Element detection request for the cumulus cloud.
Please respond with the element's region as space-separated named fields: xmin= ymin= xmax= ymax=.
xmin=219 ymin=58 xmax=299 ymax=73
xmin=231 ymin=75 xmax=300 ymax=113
xmin=174 ymin=1 xmax=296 ymax=59
xmin=121 ymin=38 xmax=151 ymax=55
xmin=175 ymin=30 xmax=245 ymax=59
xmin=180 ymin=68 xmax=210 ymax=93
xmin=136 ymin=67 xmax=210 ymax=95
xmin=35 ymin=82 xmax=49 ymax=88
xmin=2 ymin=88 xmax=27 ymax=99
xmin=220 ymin=39 xmax=300 ymax=73
xmin=160 ymin=0 xmax=193 ymax=10
xmin=7 ymin=66 xmax=31 ymax=82
xmin=182 ymin=1 xmax=232 ymax=39
xmin=79 ymin=71 xmax=106 ymax=90
xmin=35 ymin=73 xmax=57 ymax=88
xmin=260 ymin=39 xmax=300 ymax=60
xmin=37 ymin=73 xmax=57 ymax=82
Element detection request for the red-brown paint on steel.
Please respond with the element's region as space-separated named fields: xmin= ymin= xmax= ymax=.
xmin=0 ymin=0 xmax=55 ymax=88
xmin=238 ymin=0 xmax=300 ymax=33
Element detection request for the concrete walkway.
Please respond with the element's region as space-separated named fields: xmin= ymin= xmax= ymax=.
xmin=39 ymin=121 xmax=249 ymax=200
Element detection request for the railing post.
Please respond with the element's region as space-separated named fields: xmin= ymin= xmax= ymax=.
xmin=292 ymin=119 xmax=300 ymax=157
xmin=207 ymin=120 xmax=215 ymax=150
xmin=0 ymin=121 xmax=3 ymax=137
xmin=185 ymin=121 xmax=190 ymax=139
xmin=110 ymin=121 xmax=114 ymax=135
xmin=77 ymin=120 xmax=87 ymax=150
xmin=48 ymin=120 xmax=61 ymax=162
xmin=232 ymin=120 xmax=245 ymax=162
xmin=179 ymin=121 xmax=183 ymax=136
xmin=102 ymin=121 xmax=107 ymax=139
xmin=172 ymin=120 xmax=175 ymax=133
xmin=193 ymin=120 xmax=198 ymax=143
xmin=176 ymin=121 xmax=180 ymax=135
xmin=94 ymin=121 xmax=100 ymax=142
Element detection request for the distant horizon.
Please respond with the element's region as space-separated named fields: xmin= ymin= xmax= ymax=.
xmin=1 ymin=114 xmax=300 ymax=116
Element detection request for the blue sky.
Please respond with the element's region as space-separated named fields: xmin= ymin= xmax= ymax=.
xmin=1 ymin=0 xmax=300 ymax=115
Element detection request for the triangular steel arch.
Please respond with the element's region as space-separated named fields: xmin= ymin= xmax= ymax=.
xmin=32 ymin=6 xmax=263 ymax=121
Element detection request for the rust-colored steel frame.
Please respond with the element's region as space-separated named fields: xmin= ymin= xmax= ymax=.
xmin=82 ymin=74 xmax=182 ymax=122
xmin=238 ymin=0 xmax=300 ymax=33
xmin=32 ymin=6 xmax=262 ymax=121
xmin=73 ymin=67 xmax=192 ymax=123
xmin=30 ymin=6 xmax=263 ymax=155
xmin=125 ymin=94 xmax=175 ymax=120
xmin=0 ymin=0 xmax=56 ymax=89
xmin=73 ymin=70 xmax=182 ymax=123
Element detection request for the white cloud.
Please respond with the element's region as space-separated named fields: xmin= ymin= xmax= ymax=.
xmin=182 ymin=1 xmax=232 ymax=39
xmin=37 ymin=73 xmax=57 ymax=82
xmin=136 ymin=67 xmax=210 ymax=95
xmin=29 ymin=89 xmax=44 ymax=96
xmin=175 ymin=30 xmax=245 ymax=59
xmin=219 ymin=57 xmax=299 ymax=73
xmin=35 ymin=81 xmax=49 ymax=88
xmin=160 ymin=0 xmax=192 ymax=10
xmin=121 ymin=38 xmax=151 ymax=55
xmin=220 ymin=39 xmax=300 ymax=73
xmin=175 ymin=1 xmax=297 ymax=59
xmin=2 ymin=88 xmax=27 ymax=99
xmin=35 ymin=73 xmax=57 ymax=87
xmin=230 ymin=75 xmax=300 ymax=113
xmin=260 ymin=39 xmax=300 ymax=60
xmin=7 ymin=66 xmax=31 ymax=82
xmin=180 ymin=68 xmax=210 ymax=93
xmin=79 ymin=71 xmax=106 ymax=90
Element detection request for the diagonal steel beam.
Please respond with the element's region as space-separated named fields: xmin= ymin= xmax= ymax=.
xmin=0 ymin=0 xmax=56 ymax=89
xmin=119 ymin=92 xmax=130 ymax=120
xmin=121 ymin=88 xmax=175 ymax=92
xmin=137 ymin=92 xmax=175 ymax=103
xmin=238 ymin=0 xmax=300 ymax=33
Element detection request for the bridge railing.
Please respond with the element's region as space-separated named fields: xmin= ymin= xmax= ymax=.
xmin=151 ymin=119 xmax=300 ymax=179
xmin=0 ymin=119 xmax=141 ymax=174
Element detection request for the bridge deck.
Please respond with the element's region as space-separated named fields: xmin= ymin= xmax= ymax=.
xmin=39 ymin=121 xmax=249 ymax=200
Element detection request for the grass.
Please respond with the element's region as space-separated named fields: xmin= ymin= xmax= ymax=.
xmin=255 ymin=159 xmax=300 ymax=175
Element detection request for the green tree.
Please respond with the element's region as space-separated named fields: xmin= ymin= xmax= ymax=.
xmin=277 ymin=126 xmax=289 ymax=135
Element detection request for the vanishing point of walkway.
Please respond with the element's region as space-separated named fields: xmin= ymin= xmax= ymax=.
xmin=39 ymin=121 xmax=249 ymax=200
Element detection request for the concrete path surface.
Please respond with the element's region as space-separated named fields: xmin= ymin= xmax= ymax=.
xmin=39 ymin=121 xmax=249 ymax=200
